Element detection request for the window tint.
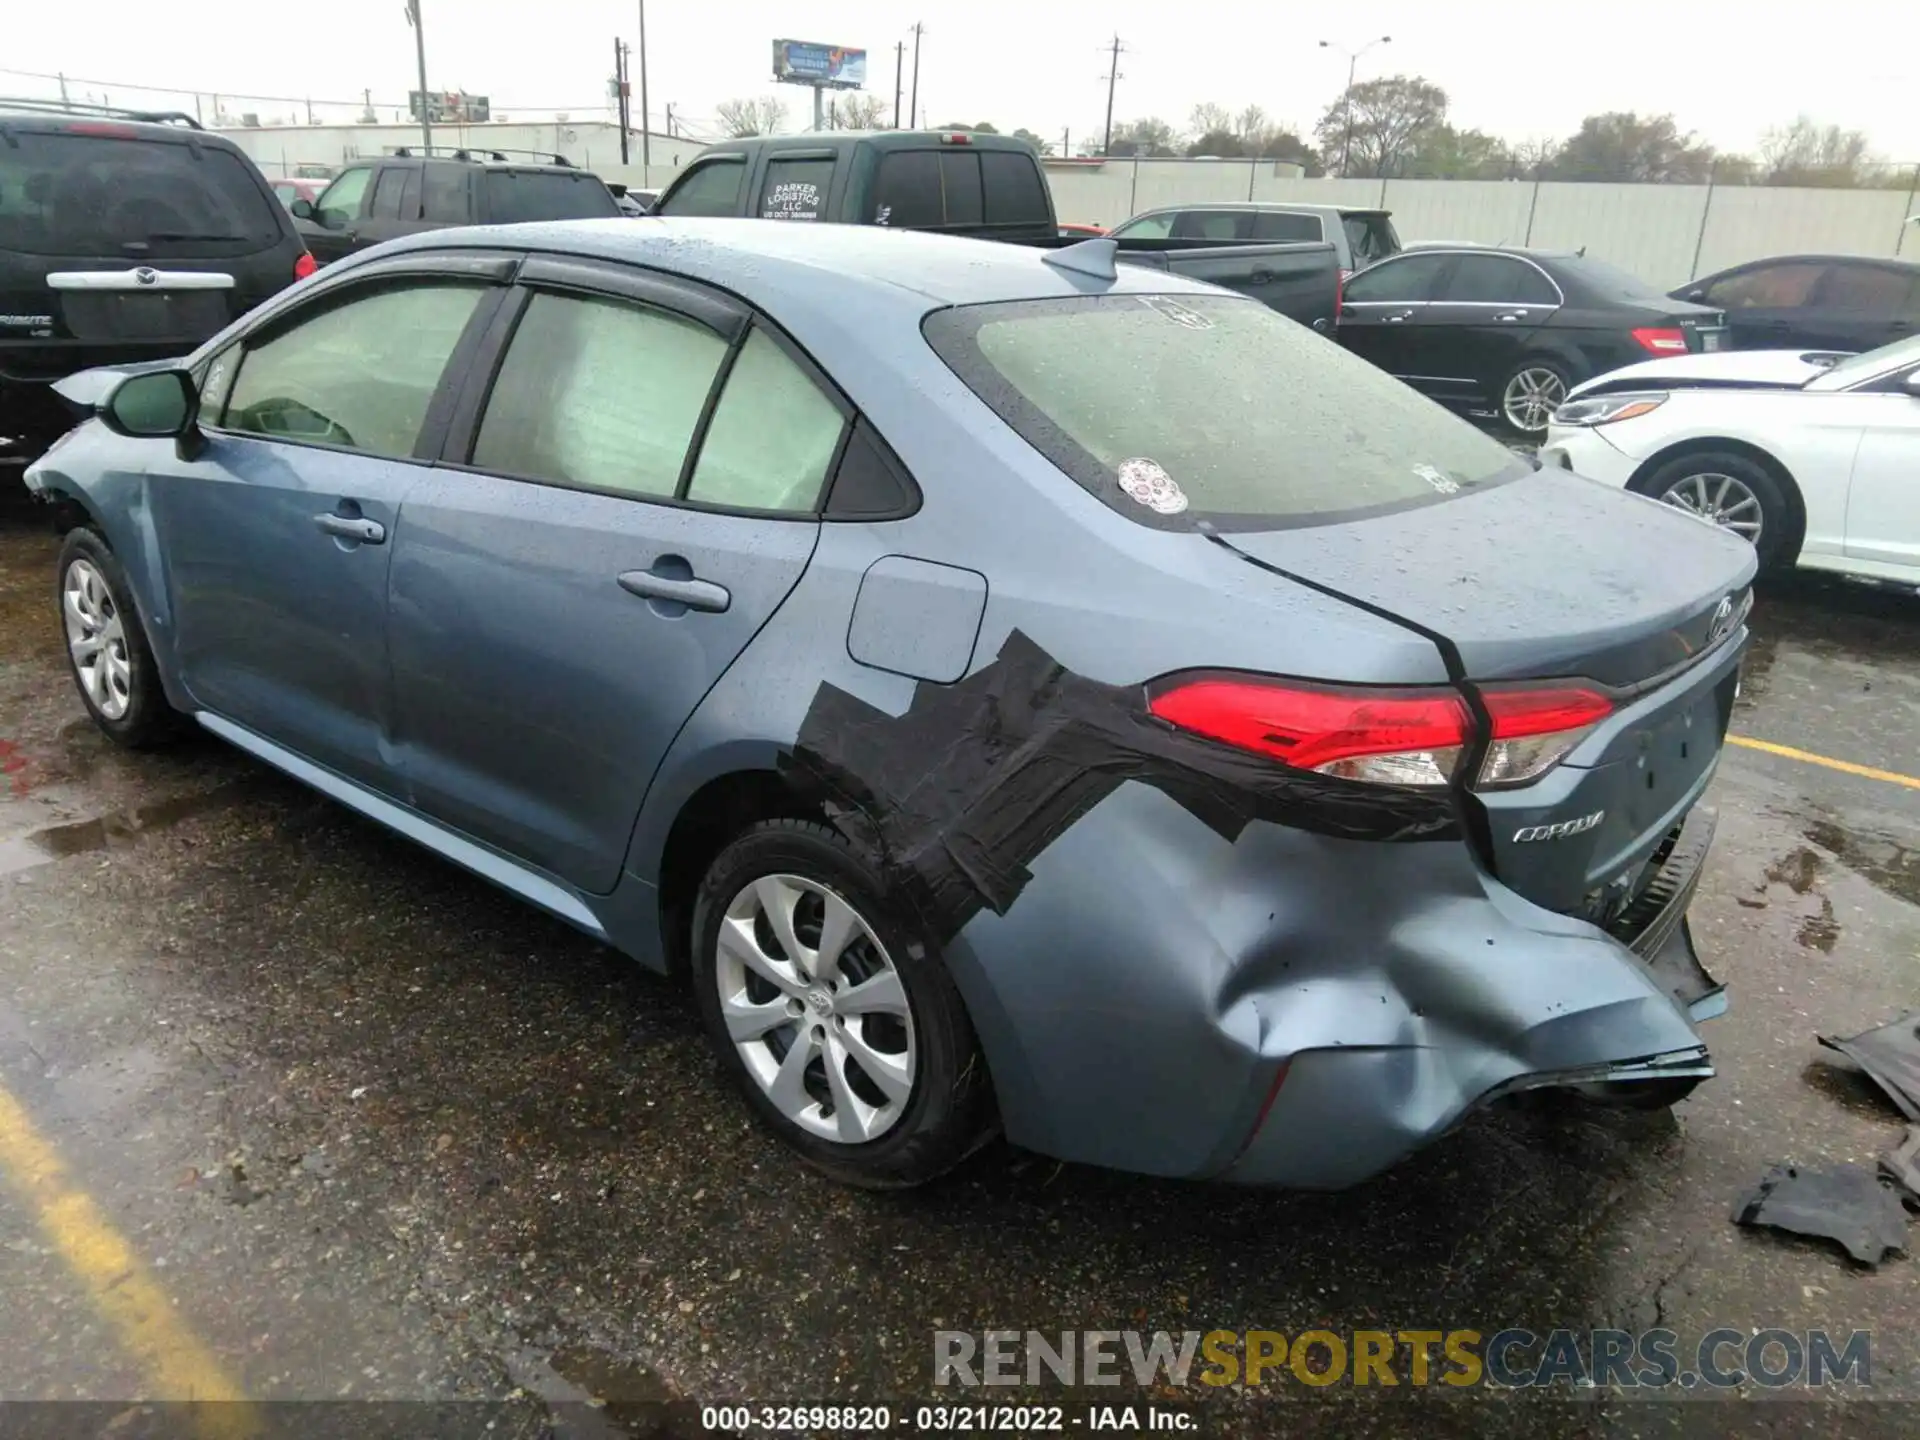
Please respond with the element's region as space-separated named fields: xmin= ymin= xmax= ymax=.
xmin=1170 ymin=210 xmax=1251 ymax=241
xmin=1251 ymin=211 xmax=1322 ymax=242
xmin=421 ymin=165 xmax=468 ymax=223
xmin=759 ymin=157 xmax=833 ymax=220
xmin=1820 ymin=264 xmax=1915 ymax=314
xmin=873 ymin=151 xmax=942 ymax=227
xmin=686 ymin=329 xmax=845 ymax=511
xmin=1112 ymin=212 xmax=1174 ymax=240
xmin=483 ymin=171 xmax=619 ymax=224
xmin=1443 ymin=255 xmax=1559 ymax=305
xmin=371 ymin=166 xmax=418 ymax=220
xmin=1341 ymin=253 xmax=1450 ymax=303
xmin=1704 ymin=262 xmax=1823 ymax=309
xmin=925 ymin=293 xmax=1520 ymax=530
xmin=981 ymin=151 xmax=1049 ymax=226
xmin=224 ymin=283 xmax=486 ymax=457
xmin=658 ymin=159 xmax=745 ymax=217
xmin=473 ymin=292 xmax=727 ymax=497
xmin=316 ymin=168 xmax=373 ymax=227
xmin=1343 ymin=214 xmax=1400 ymax=265
xmin=939 ymin=152 xmax=983 ymax=226
xmin=0 ymin=134 xmax=283 ymax=256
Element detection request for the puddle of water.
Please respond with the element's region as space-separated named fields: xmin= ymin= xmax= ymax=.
xmin=0 ymin=787 xmax=235 ymax=878
xmin=549 ymin=1345 xmax=684 ymax=1434
xmin=1804 ymin=817 xmax=1920 ymax=910
xmin=1765 ymin=847 xmax=1822 ymax=896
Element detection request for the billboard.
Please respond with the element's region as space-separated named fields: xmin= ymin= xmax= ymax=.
xmin=772 ymin=40 xmax=867 ymax=91
xmin=410 ymin=90 xmax=491 ymax=123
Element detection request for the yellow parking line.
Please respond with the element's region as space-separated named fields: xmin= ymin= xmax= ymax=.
xmin=0 ymin=1083 xmax=255 ymax=1430
xmin=1727 ymin=735 xmax=1920 ymax=792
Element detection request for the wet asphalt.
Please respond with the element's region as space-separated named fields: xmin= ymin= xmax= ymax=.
xmin=1 ymin=470 xmax=1918 ymax=1438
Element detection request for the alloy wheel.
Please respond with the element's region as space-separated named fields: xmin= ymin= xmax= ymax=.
xmin=713 ymin=874 xmax=917 ymax=1144
xmin=1657 ymin=472 xmax=1764 ymax=544
xmin=63 ymin=558 xmax=132 ymax=720
xmin=1502 ymin=367 xmax=1567 ymax=434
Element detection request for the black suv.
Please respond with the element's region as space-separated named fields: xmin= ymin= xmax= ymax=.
xmin=293 ymin=149 xmax=623 ymax=266
xmin=1 ymin=99 xmax=312 ymax=457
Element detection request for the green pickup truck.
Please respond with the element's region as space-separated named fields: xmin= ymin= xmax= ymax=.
xmin=652 ymin=130 xmax=1341 ymax=331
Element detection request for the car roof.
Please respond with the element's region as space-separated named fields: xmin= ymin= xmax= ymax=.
xmin=696 ymin=129 xmax=1042 ymax=158
xmin=0 ymin=106 xmax=242 ymax=149
xmin=1128 ymin=202 xmax=1389 ymax=218
xmin=376 ymin=217 xmax=1231 ymax=309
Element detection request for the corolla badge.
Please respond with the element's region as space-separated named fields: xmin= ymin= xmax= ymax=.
xmin=1513 ymin=810 xmax=1605 ymax=843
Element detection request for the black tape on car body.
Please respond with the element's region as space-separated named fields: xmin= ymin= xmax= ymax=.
xmin=781 ymin=629 xmax=1458 ymax=942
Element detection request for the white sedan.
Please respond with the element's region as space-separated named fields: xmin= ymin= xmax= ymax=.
xmin=1541 ymin=335 xmax=1920 ymax=584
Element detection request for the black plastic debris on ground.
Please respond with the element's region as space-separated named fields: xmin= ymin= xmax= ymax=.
xmin=1818 ymin=1012 xmax=1920 ymax=1120
xmin=1731 ymin=1162 xmax=1908 ymax=1267
xmin=1883 ymin=1128 xmax=1920 ymax=1209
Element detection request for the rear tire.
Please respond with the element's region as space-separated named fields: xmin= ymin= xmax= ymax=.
xmin=1497 ymin=358 xmax=1572 ymax=438
xmin=56 ymin=529 xmax=184 ymax=749
xmin=1632 ymin=450 xmax=1794 ymax=573
xmin=690 ymin=819 xmax=996 ymax=1189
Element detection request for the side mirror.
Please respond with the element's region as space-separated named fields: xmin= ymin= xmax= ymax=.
xmin=102 ymin=369 xmax=199 ymax=442
xmin=289 ymin=197 xmax=315 ymax=221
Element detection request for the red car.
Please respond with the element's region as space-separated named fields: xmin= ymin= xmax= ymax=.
xmin=270 ymin=177 xmax=327 ymax=210
xmin=1058 ymin=222 xmax=1108 ymax=239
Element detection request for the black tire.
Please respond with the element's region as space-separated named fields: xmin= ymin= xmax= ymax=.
xmin=690 ymin=818 xmax=996 ymax=1188
xmin=1494 ymin=356 xmax=1574 ymax=438
xmin=1631 ymin=450 xmax=1795 ymax=573
xmin=55 ymin=528 xmax=184 ymax=749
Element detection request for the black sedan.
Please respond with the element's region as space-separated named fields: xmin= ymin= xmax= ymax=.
xmin=1337 ymin=247 xmax=1727 ymax=436
xmin=1670 ymin=253 xmax=1920 ymax=353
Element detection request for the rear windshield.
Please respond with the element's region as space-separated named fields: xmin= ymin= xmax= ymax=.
xmin=1560 ymin=255 xmax=1669 ymax=302
xmin=0 ymin=132 xmax=284 ymax=256
xmin=483 ymin=171 xmax=620 ymax=224
xmin=924 ymin=293 xmax=1523 ymax=530
xmin=1342 ymin=213 xmax=1400 ymax=266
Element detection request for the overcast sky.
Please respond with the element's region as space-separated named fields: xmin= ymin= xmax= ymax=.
xmin=6 ymin=0 xmax=1917 ymax=161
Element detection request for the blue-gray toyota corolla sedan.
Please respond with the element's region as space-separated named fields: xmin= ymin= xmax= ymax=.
xmin=25 ymin=219 xmax=1756 ymax=1190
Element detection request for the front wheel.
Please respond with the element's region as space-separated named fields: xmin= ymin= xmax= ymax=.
xmin=1497 ymin=359 xmax=1572 ymax=437
xmin=690 ymin=819 xmax=997 ymax=1188
xmin=1631 ymin=450 xmax=1793 ymax=572
xmin=56 ymin=529 xmax=183 ymax=748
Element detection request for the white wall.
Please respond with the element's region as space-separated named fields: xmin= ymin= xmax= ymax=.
xmin=220 ymin=121 xmax=705 ymax=181
xmin=1043 ymin=160 xmax=1920 ymax=287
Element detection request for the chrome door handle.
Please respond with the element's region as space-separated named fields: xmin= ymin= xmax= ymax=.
xmin=313 ymin=513 xmax=385 ymax=544
xmin=617 ymin=570 xmax=731 ymax=613
xmin=1249 ymin=268 xmax=1275 ymax=285
xmin=1496 ymin=311 xmax=1527 ymax=322
xmin=1386 ymin=313 xmax=1410 ymax=323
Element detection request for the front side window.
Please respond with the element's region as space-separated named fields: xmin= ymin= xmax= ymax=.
xmin=686 ymin=328 xmax=846 ymax=512
xmin=1341 ymin=253 xmax=1450 ymax=304
xmin=1443 ymin=255 xmax=1560 ymax=305
xmin=925 ymin=293 xmax=1522 ymax=531
xmin=223 ymin=282 xmax=487 ymax=456
xmin=315 ymin=167 xmax=373 ymax=227
xmin=1705 ymin=262 xmax=1824 ymax=309
xmin=1111 ymin=212 xmax=1174 ymax=240
xmin=657 ymin=159 xmax=746 ymax=217
xmin=472 ymin=292 xmax=727 ymax=497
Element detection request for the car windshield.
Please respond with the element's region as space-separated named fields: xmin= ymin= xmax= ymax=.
xmin=1804 ymin=333 xmax=1920 ymax=391
xmin=483 ymin=171 xmax=621 ymax=224
xmin=923 ymin=292 xmax=1526 ymax=531
xmin=0 ymin=131 xmax=283 ymax=256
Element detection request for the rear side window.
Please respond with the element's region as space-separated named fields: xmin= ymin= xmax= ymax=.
xmin=1342 ymin=253 xmax=1450 ymax=303
xmin=1170 ymin=211 xmax=1251 ymax=241
xmin=924 ymin=293 xmax=1521 ymax=531
xmin=1443 ymin=255 xmax=1560 ymax=305
xmin=1342 ymin=214 xmax=1400 ymax=265
xmin=1820 ymin=265 xmax=1916 ymax=314
xmin=873 ymin=151 xmax=942 ymax=227
xmin=472 ymin=292 xmax=727 ymax=498
xmin=223 ymin=283 xmax=486 ymax=457
xmin=0 ymin=132 xmax=284 ymax=256
xmin=422 ymin=166 xmax=469 ymax=223
xmin=658 ymin=159 xmax=746 ymax=217
xmin=758 ymin=158 xmax=833 ymax=220
xmin=371 ymin=166 xmax=422 ymax=221
xmin=686 ymin=328 xmax=846 ymax=511
xmin=482 ymin=171 xmax=619 ymax=224
xmin=1251 ymin=211 xmax=1322 ymax=242
xmin=981 ymin=151 xmax=1049 ymax=226
xmin=1704 ymin=262 xmax=1823 ymax=309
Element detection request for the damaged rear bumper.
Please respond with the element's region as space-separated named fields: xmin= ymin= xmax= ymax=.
xmin=943 ymin=783 xmax=1727 ymax=1191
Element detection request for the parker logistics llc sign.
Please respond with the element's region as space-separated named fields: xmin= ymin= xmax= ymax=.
xmin=772 ymin=39 xmax=868 ymax=91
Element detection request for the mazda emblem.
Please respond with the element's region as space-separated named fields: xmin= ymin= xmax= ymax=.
xmin=133 ymin=267 xmax=157 ymax=286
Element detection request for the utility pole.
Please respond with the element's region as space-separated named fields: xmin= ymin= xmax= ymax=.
xmin=665 ymin=102 xmax=675 ymax=137
xmin=1100 ymin=35 xmax=1125 ymax=157
xmin=1318 ymin=36 xmax=1390 ymax=177
xmin=893 ymin=42 xmax=904 ymax=128
xmin=405 ymin=0 xmax=432 ymax=153
xmin=1061 ymin=127 xmax=1069 ymax=157
xmin=637 ymin=1 xmax=651 ymax=169
xmin=613 ymin=39 xmax=630 ymax=164
xmin=908 ymin=24 xmax=924 ymax=130
xmin=57 ymin=73 xmax=71 ymax=110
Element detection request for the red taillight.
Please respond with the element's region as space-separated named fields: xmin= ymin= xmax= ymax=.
xmin=294 ymin=251 xmax=318 ymax=280
xmin=1632 ymin=327 xmax=1689 ymax=354
xmin=1147 ymin=675 xmax=1615 ymax=789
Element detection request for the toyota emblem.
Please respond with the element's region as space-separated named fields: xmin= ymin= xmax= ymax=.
xmin=1708 ymin=595 xmax=1736 ymax=642
xmin=133 ymin=267 xmax=158 ymax=286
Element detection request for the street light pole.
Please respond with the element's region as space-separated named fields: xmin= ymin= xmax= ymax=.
xmin=406 ymin=0 xmax=432 ymax=153
xmin=637 ymin=1 xmax=651 ymax=169
xmin=1319 ymin=35 xmax=1390 ymax=177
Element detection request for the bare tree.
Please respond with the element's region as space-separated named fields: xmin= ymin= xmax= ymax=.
xmin=1760 ymin=116 xmax=1884 ymax=187
xmin=716 ymin=95 xmax=786 ymax=137
xmin=1189 ymin=102 xmax=1232 ymax=136
xmin=831 ymin=94 xmax=888 ymax=130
